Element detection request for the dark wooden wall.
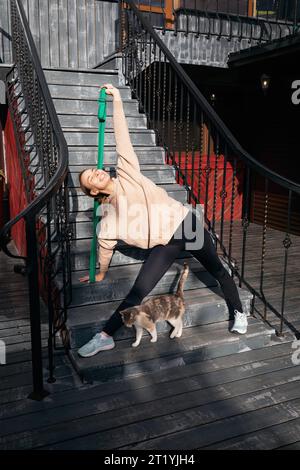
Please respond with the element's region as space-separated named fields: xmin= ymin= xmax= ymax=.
xmin=183 ymin=0 xmax=250 ymax=15
xmin=0 ymin=0 xmax=119 ymax=68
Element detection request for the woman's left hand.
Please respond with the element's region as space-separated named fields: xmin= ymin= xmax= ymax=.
xmin=79 ymin=272 xmax=106 ymax=283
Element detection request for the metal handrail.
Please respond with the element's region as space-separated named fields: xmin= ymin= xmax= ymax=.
xmin=143 ymin=1 xmax=299 ymax=43
xmin=0 ymin=0 xmax=69 ymax=256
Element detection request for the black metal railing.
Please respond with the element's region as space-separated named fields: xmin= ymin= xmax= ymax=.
xmin=122 ymin=0 xmax=300 ymax=336
xmin=0 ymin=0 xmax=72 ymax=400
xmin=137 ymin=0 xmax=300 ymax=44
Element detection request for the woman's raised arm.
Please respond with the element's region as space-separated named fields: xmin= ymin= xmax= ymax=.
xmin=101 ymin=84 xmax=141 ymax=174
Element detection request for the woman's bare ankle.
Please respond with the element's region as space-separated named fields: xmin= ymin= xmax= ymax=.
xmin=101 ymin=331 xmax=111 ymax=338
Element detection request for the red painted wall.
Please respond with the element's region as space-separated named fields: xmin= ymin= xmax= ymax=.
xmin=3 ymin=110 xmax=28 ymax=256
xmin=3 ymin=110 xmax=51 ymax=306
xmin=168 ymin=151 xmax=244 ymax=221
xmin=0 ymin=117 xmax=4 ymax=230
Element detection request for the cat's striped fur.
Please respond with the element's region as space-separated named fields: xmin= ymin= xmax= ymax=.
xmin=120 ymin=263 xmax=189 ymax=347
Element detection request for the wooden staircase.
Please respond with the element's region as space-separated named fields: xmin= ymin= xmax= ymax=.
xmin=45 ymin=66 xmax=276 ymax=384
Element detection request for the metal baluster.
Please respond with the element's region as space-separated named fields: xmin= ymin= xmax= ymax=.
xmin=220 ymin=142 xmax=228 ymax=248
xmin=228 ymin=156 xmax=237 ymax=264
xmin=138 ymin=18 xmax=143 ymax=99
xmin=189 ymin=102 xmax=197 ymax=206
xmin=147 ymin=34 xmax=152 ymax=124
xmin=206 ymin=3 xmax=212 ymax=39
xmin=173 ymin=72 xmax=178 ymax=179
xmin=259 ymin=177 xmax=269 ymax=321
xmin=228 ymin=0 xmax=233 ymax=41
xmin=166 ymin=66 xmax=173 ymax=162
xmin=143 ymin=31 xmax=147 ymax=115
xmin=248 ymin=1 xmax=254 ymax=43
xmin=215 ymin=0 xmax=220 ymax=39
xmin=156 ymin=47 xmax=162 ymax=145
xmin=40 ymin=105 xmax=47 ymax=187
xmin=184 ymin=91 xmax=190 ymax=193
xmin=240 ymin=165 xmax=251 ymax=289
xmin=184 ymin=0 xmax=189 ymax=36
xmin=152 ymin=42 xmax=157 ymax=132
xmin=212 ymin=132 xmax=220 ymax=231
xmin=161 ymin=0 xmax=166 ymax=35
xmin=279 ymin=190 xmax=293 ymax=336
xmin=294 ymin=0 xmax=299 ymax=33
xmin=139 ymin=26 xmax=144 ymax=111
xmin=178 ymin=81 xmax=184 ymax=186
xmin=204 ymin=120 xmax=212 ymax=229
xmin=237 ymin=0 xmax=243 ymax=41
xmin=129 ymin=14 xmax=134 ymax=92
xmin=196 ymin=3 xmax=200 ymax=38
xmin=62 ymin=175 xmax=72 ymax=308
xmin=197 ymin=111 xmax=204 ymax=204
xmin=57 ymin=183 xmax=67 ymax=330
xmin=26 ymin=212 xmax=49 ymax=400
xmin=121 ymin=0 xmax=126 ymax=79
xmin=132 ymin=16 xmax=137 ymax=100
xmin=46 ymin=195 xmax=56 ymax=384
xmin=161 ymin=53 xmax=167 ymax=145
xmin=174 ymin=0 xmax=178 ymax=36
xmin=194 ymin=0 xmax=198 ymax=38
xmin=217 ymin=3 xmax=223 ymax=41
xmin=275 ymin=0 xmax=280 ymax=23
xmin=124 ymin=7 xmax=129 ymax=85
xmin=258 ymin=15 xmax=265 ymax=44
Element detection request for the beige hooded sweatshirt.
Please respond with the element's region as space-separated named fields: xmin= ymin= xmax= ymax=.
xmin=97 ymin=96 xmax=190 ymax=273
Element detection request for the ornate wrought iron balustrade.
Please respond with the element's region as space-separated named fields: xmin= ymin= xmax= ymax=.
xmin=121 ymin=0 xmax=300 ymax=337
xmin=0 ymin=0 xmax=72 ymax=400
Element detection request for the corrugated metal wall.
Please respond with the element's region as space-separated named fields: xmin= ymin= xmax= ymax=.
xmin=0 ymin=0 xmax=119 ymax=68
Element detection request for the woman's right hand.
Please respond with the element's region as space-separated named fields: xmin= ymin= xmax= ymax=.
xmin=79 ymin=272 xmax=106 ymax=283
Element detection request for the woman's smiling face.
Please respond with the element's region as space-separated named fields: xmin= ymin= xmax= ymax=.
xmin=81 ymin=168 xmax=110 ymax=195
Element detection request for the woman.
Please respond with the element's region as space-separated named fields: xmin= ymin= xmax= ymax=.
xmin=77 ymin=83 xmax=248 ymax=358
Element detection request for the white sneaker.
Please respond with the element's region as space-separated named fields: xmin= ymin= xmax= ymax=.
xmin=230 ymin=310 xmax=248 ymax=335
xmin=78 ymin=332 xmax=115 ymax=357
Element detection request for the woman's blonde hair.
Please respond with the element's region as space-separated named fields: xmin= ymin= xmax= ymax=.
xmin=79 ymin=169 xmax=110 ymax=204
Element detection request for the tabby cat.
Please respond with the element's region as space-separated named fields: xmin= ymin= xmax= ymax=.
xmin=120 ymin=263 xmax=189 ymax=347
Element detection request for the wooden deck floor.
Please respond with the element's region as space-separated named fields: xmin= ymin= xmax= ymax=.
xmin=1 ymin=238 xmax=300 ymax=450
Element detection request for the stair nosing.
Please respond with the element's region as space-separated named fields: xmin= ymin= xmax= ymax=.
xmin=62 ymin=128 xmax=156 ymax=134
xmin=69 ymin=319 xmax=276 ymax=373
xmin=68 ymin=146 xmax=165 ymax=152
xmin=68 ymin=164 xmax=171 ymax=170
xmin=67 ymin=287 xmax=254 ymax=329
xmin=44 ymin=67 xmax=119 ymax=74
xmin=52 ymin=97 xmax=138 ymax=103
xmin=49 ymin=83 xmax=129 ymax=89
xmin=65 ymin=183 xmax=187 ymax=193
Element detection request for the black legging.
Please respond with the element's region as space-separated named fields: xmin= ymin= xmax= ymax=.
xmin=103 ymin=211 xmax=243 ymax=336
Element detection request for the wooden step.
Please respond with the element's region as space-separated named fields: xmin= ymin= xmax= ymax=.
xmin=68 ymin=318 xmax=276 ymax=384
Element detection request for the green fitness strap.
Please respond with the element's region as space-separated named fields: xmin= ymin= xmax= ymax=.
xmin=89 ymin=87 xmax=107 ymax=282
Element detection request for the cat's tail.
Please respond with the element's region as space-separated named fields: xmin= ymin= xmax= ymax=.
xmin=176 ymin=262 xmax=189 ymax=298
